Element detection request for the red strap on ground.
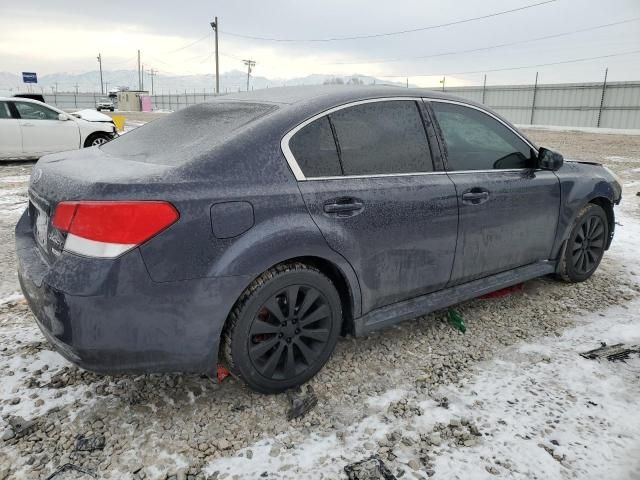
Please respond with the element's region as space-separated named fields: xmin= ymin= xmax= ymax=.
xmin=479 ymin=283 xmax=524 ymax=299
xmin=217 ymin=365 xmax=231 ymax=383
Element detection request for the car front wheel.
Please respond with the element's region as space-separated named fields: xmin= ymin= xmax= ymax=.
xmin=84 ymin=133 xmax=112 ymax=148
xmin=558 ymin=203 xmax=608 ymax=282
xmin=221 ymin=263 xmax=342 ymax=393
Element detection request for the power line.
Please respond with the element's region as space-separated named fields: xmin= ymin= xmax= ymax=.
xmin=378 ymin=48 xmax=640 ymax=78
xmin=328 ymin=17 xmax=640 ymax=65
xmin=165 ymin=33 xmax=211 ymax=54
xmin=219 ymin=0 xmax=557 ymax=42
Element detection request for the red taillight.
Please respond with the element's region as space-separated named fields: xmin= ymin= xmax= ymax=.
xmin=52 ymin=201 xmax=179 ymax=258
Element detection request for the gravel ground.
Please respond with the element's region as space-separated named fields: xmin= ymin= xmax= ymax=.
xmin=0 ymin=128 xmax=639 ymax=479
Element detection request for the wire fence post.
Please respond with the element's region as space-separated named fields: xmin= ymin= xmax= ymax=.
xmin=596 ymin=67 xmax=608 ymax=128
xmin=481 ymin=74 xmax=487 ymax=104
xmin=530 ymin=72 xmax=538 ymax=125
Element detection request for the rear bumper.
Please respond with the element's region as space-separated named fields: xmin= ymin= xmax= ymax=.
xmin=15 ymin=209 xmax=250 ymax=376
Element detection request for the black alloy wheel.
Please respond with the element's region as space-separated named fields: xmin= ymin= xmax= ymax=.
xmin=222 ymin=263 xmax=342 ymax=393
xmin=248 ymin=285 xmax=332 ymax=380
xmin=571 ymin=215 xmax=606 ymax=275
xmin=558 ymin=203 xmax=609 ymax=282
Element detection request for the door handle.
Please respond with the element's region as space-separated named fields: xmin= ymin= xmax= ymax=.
xmin=22 ymin=123 xmax=35 ymax=127
xmin=461 ymin=189 xmax=490 ymax=205
xmin=323 ymin=198 xmax=364 ymax=215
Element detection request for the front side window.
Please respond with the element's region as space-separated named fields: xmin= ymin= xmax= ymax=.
xmin=329 ymin=100 xmax=433 ymax=176
xmin=0 ymin=102 xmax=11 ymax=119
xmin=14 ymin=101 xmax=59 ymax=121
xmin=431 ymin=102 xmax=534 ymax=171
xmin=289 ymin=116 xmax=342 ymax=177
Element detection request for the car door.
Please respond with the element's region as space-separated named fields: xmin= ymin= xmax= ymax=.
xmin=284 ymin=98 xmax=459 ymax=314
xmin=13 ymin=101 xmax=80 ymax=156
xmin=0 ymin=101 xmax=22 ymax=159
xmin=428 ymin=100 xmax=560 ymax=286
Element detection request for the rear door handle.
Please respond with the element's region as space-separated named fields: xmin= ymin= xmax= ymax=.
xmin=323 ymin=198 xmax=364 ymax=215
xmin=461 ymin=189 xmax=490 ymax=205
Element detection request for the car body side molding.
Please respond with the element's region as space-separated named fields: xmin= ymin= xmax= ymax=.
xmin=354 ymin=260 xmax=555 ymax=336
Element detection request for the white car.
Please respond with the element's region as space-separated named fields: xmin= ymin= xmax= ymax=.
xmin=96 ymin=97 xmax=115 ymax=111
xmin=0 ymin=97 xmax=117 ymax=160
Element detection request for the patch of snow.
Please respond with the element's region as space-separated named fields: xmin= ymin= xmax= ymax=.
xmin=519 ymin=125 xmax=640 ymax=136
xmin=201 ymin=197 xmax=640 ymax=479
xmin=0 ymin=175 xmax=30 ymax=184
xmin=0 ymin=292 xmax=24 ymax=305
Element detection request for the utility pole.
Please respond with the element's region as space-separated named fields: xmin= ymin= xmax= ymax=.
xmin=104 ymin=81 xmax=109 ymax=93
xmin=481 ymin=74 xmax=487 ymax=104
xmin=97 ymin=53 xmax=104 ymax=94
xmin=406 ymin=77 xmax=409 ymax=88
xmin=74 ymin=83 xmax=79 ymax=95
xmin=597 ymin=67 xmax=608 ymax=128
xmin=210 ymin=17 xmax=220 ymax=95
xmin=530 ymin=71 xmax=539 ymax=125
xmin=141 ymin=63 xmax=144 ymax=91
xmin=440 ymin=76 xmax=445 ymax=92
xmin=148 ymin=69 xmax=157 ymax=95
xmin=137 ymin=50 xmax=141 ymax=91
xmin=243 ymin=59 xmax=256 ymax=92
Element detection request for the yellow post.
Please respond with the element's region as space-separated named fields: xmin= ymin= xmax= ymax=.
xmin=112 ymin=115 xmax=126 ymax=132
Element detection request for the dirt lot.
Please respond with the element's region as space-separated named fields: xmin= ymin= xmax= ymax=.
xmin=0 ymin=127 xmax=639 ymax=479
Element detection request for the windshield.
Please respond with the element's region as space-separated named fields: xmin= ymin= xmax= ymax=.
xmin=101 ymin=101 xmax=276 ymax=165
xmin=99 ymin=98 xmax=111 ymax=102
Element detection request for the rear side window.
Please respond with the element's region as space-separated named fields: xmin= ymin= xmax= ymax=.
xmin=101 ymin=102 xmax=276 ymax=165
xmin=329 ymin=101 xmax=432 ymax=176
xmin=431 ymin=102 xmax=534 ymax=171
xmin=289 ymin=117 xmax=342 ymax=177
xmin=0 ymin=102 xmax=10 ymax=119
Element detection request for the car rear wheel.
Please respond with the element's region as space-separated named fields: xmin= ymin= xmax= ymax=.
xmin=558 ymin=203 xmax=608 ymax=282
xmin=221 ymin=263 xmax=342 ymax=393
xmin=84 ymin=133 xmax=112 ymax=148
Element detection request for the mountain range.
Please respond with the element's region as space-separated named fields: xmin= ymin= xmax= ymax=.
xmin=0 ymin=70 xmax=413 ymax=95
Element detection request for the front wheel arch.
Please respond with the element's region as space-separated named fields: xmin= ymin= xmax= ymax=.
xmin=83 ymin=132 xmax=112 ymax=148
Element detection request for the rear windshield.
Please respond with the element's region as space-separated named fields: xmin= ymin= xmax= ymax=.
xmin=101 ymin=102 xmax=276 ymax=165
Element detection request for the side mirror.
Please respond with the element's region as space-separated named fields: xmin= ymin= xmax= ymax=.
xmin=537 ymin=147 xmax=563 ymax=171
xmin=58 ymin=113 xmax=70 ymax=121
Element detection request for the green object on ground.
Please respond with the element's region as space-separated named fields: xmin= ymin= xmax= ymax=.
xmin=447 ymin=309 xmax=466 ymax=333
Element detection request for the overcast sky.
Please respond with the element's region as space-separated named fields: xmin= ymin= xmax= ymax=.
xmin=1 ymin=0 xmax=639 ymax=86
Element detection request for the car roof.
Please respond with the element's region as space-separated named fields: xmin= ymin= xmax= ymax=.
xmin=0 ymin=96 xmax=45 ymax=104
xmin=217 ymin=85 xmax=475 ymax=108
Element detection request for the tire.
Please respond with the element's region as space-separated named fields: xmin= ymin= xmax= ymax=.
xmin=84 ymin=132 xmax=112 ymax=148
xmin=557 ymin=203 xmax=608 ymax=283
xmin=222 ymin=262 xmax=342 ymax=393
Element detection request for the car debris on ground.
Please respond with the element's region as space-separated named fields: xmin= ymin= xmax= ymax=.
xmin=344 ymin=455 xmax=396 ymax=480
xmin=580 ymin=342 xmax=640 ymax=362
xmin=286 ymin=385 xmax=318 ymax=420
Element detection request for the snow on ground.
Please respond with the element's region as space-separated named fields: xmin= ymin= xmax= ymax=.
xmin=517 ymin=125 xmax=640 ymax=136
xmin=0 ymin=129 xmax=638 ymax=479
xmin=202 ymin=197 xmax=640 ymax=479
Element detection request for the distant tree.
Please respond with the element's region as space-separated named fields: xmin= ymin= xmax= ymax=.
xmin=323 ymin=77 xmax=345 ymax=85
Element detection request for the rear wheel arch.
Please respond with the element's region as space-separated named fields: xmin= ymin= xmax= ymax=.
xmin=220 ymin=260 xmax=344 ymax=392
xmin=222 ymin=256 xmax=357 ymax=342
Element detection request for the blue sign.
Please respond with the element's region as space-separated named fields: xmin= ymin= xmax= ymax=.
xmin=22 ymin=72 xmax=38 ymax=84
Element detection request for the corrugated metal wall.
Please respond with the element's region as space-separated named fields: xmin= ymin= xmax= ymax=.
xmin=445 ymin=81 xmax=640 ymax=129
xmin=41 ymin=81 xmax=640 ymax=129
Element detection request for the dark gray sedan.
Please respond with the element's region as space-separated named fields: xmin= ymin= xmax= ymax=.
xmin=16 ymin=86 xmax=622 ymax=393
